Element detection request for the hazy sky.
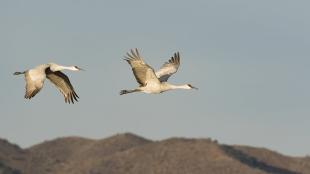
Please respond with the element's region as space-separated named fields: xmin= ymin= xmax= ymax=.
xmin=1 ymin=0 xmax=309 ymax=156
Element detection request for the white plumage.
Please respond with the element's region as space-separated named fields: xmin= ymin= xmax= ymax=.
xmin=120 ymin=48 xmax=198 ymax=95
xmin=14 ymin=63 xmax=83 ymax=104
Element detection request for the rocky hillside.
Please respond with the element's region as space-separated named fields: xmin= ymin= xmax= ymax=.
xmin=0 ymin=133 xmax=309 ymax=174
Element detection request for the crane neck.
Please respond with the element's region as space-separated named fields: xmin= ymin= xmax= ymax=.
xmin=49 ymin=64 xmax=77 ymax=72
xmin=60 ymin=66 xmax=76 ymax=71
xmin=164 ymin=83 xmax=191 ymax=90
xmin=171 ymin=84 xmax=191 ymax=89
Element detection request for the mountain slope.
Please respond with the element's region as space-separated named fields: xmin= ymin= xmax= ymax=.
xmin=0 ymin=139 xmax=27 ymax=173
xmin=0 ymin=133 xmax=309 ymax=174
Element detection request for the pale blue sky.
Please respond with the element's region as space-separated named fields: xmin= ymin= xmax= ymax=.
xmin=1 ymin=0 xmax=309 ymax=156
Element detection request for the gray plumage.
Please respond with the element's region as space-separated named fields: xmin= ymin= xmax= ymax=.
xmin=156 ymin=52 xmax=180 ymax=82
xmin=124 ymin=49 xmax=160 ymax=87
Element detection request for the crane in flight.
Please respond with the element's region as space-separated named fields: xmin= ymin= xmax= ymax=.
xmin=14 ymin=63 xmax=83 ymax=104
xmin=120 ymin=48 xmax=198 ymax=95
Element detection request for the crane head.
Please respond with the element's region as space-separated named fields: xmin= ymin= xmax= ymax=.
xmin=74 ymin=66 xmax=85 ymax=71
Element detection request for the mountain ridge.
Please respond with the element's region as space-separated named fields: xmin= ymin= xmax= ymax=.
xmin=0 ymin=133 xmax=309 ymax=174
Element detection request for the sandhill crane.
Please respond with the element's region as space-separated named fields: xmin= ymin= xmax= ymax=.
xmin=120 ymin=48 xmax=198 ymax=95
xmin=14 ymin=63 xmax=83 ymax=104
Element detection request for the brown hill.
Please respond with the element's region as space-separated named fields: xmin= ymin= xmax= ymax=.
xmin=0 ymin=133 xmax=309 ymax=174
xmin=0 ymin=139 xmax=26 ymax=174
xmin=0 ymin=162 xmax=21 ymax=174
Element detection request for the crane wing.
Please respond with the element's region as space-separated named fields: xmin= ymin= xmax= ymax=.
xmin=24 ymin=70 xmax=44 ymax=99
xmin=45 ymin=68 xmax=79 ymax=104
xmin=124 ymin=48 xmax=160 ymax=86
xmin=155 ymin=52 xmax=180 ymax=82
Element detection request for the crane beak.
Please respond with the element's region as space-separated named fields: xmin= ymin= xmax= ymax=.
xmin=192 ymin=86 xmax=198 ymax=90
